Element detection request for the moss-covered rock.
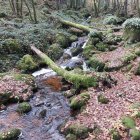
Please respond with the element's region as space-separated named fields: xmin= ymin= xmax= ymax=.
xmin=130 ymin=129 xmax=140 ymax=140
xmin=89 ymin=31 xmax=103 ymax=39
xmin=88 ymin=57 xmax=105 ymax=72
xmin=70 ymin=92 xmax=90 ymax=110
xmin=103 ymin=15 xmax=122 ymax=25
xmin=65 ymin=124 xmax=90 ymax=139
xmin=123 ymin=54 xmax=137 ymax=64
xmin=17 ymin=54 xmax=37 ymax=72
xmin=71 ymin=47 xmax=83 ymax=56
xmin=69 ymin=35 xmax=78 ymax=42
xmin=0 ymin=128 xmax=21 ymax=140
xmin=122 ymin=116 xmax=136 ymax=129
xmin=47 ymin=43 xmax=63 ymax=61
xmin=95 ymin=42 xmax=109 ymax=52
xmin=16 ymin=102 xmax=32 ymax=114
xmin=111 ymin=129 xmax=122 ymax=140
xmin=98 ymin=94 xmax=109 ymax=104
xmin=55 ymin=33 xmax=69 ymax=48
xmin=123 ymin=18 xmax=140 ymax=43
xmin=66 ymin=134 xmax=77 ymax=140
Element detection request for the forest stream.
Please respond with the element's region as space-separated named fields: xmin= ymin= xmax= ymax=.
xmin=0 ymin=37 xmax=88 ymax=140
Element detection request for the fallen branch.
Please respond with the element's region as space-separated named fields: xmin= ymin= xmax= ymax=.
xmin=30 ymin=44 xmax=98 ymax=88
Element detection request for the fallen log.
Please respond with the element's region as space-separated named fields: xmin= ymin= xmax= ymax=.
xmin=30 ymin=44 xmax=98 ymax=88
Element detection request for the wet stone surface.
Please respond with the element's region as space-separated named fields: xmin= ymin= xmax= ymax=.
xmin=0 ymin=76 xmax=71 ymax=140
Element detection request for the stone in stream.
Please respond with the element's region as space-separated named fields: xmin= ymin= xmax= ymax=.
xmin=16 ymin=102 xmax=32 ymax=114
xmin=71 ymin=47 xmax=83 ymax=56
xmin=0 ymin=128 xmax=21 ymax=140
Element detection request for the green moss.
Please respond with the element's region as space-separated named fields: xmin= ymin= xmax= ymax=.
xmin=17 ymin=54 xmax=37 ymax=72
xmin=110 ymin=129 xmax=121 ymax=140
xmin=83 ymin=45 xmax=95 ymax=59
xmin=16 ymin=102 xmax=32 ymax=114
xmin=95 ymin=42 xmax=109 ymax=52
xmin=55 ymin=33 xmax=69 ymax=48
xmin=66 ymin=124 xmax=89 ymax=139
xmin=47 ymin=43 xmax=63 ymax=61
xmin=69 ymin=35 xmax=78 ymax=42
xmin=89 ymin=31 xmax=103 ymax=39
xmin=122 ymin=116 xmax=136 ymax=129
xmin=0 ymin=128 xmax=21 ymax=140
xmin=130 ymin=129 xmax=140 ymax=140
xmin=88 ymin=57 xmax=105 ymax=72
xmin=0 ymin=39 xmax=20 ymax=54
xmin=70 ymin=92 xmax=90 ymax=110
xmin=98 ymin=94 xmax=109 ymax=104
xmin=123 ymin=54 xmax=137 ymax=64
xmin=66 ymin=134 xmax=77 ymax=140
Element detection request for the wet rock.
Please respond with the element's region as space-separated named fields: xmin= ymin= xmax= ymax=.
xmin=65 ymin=58 xmax=83 ymax=70
xmin=39 ymin=109 xmax=47 ymax=118
xmin=16 ymin=102 xmax=32 ymax=114
xmin=63 ymin=53 xmax=72 ymax=60
xmin=0 ymin=128 xmax=21 ymax=140
xmin=70 ymin=92 xmax=90 ymax=110
xmin=71 ymin=47 xmax=83 ymax=56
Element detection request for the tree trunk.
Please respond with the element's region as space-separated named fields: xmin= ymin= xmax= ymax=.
xmin=30 ymin=44 xmax=98 ymax=88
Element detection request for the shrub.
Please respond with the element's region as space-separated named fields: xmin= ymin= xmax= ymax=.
xmin=103 ymin=16 xmax=122 ymax=25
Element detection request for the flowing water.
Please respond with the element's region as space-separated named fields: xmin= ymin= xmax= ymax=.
xmin=0 ymin=37 xmax=88 ymax=140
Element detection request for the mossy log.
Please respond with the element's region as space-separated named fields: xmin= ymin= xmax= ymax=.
xmin=60 ymin=19 xmax=92 ymax=32
xmin=30 ymin=45 xmax=97 ymax=88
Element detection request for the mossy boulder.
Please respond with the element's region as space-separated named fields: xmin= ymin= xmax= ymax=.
xmin=70 ymin=92 xmax=90 ymax=110
xmin=0 ymin=128 xmax=21 ymax=140
xmin=98 ymin=94 xmax=109 ymax=104
xmin=123 ymin=18 xmax=140 ymax=43
xmin=123 ymin=54 xmax=137 ymax=64
xmin=47 ymin=43 xmax=63 ymax=60
xmin=95 ymin=42 xmax=109 ymax=52
xmin=16 ymin=102 xmax=32 ymax=113
xmin=88 ymin=57 xmax=105 ymax=72
xmin=130 ymin=129 xmax=140 ymax=140
xmin=17 ymin=54 xmax=37 ymax=72
xmin=103 ymin=15 xmax=122 ymax=25
xmin=89 ymin=31 xmax=103 ymax=40
xmin=69 ymin=35 xmax=78 ymax=42
xmin=122 ymin=116 xmax=136 ymax=129
xmin=65 ymin=124 xmax=90 ymax=139
xmin=55 ymin=33 xmax=69 ymax=48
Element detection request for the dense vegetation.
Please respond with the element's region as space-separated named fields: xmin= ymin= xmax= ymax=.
xmin=1 ymin=0 xmax=140 ymax=140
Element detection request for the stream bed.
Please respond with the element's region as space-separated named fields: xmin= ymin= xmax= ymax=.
xmin=0 ymin=37 xmax=88 ymax=140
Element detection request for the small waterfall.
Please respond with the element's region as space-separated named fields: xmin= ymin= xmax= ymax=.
xmin=82 ymin=38 xmax=89 ymax=49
